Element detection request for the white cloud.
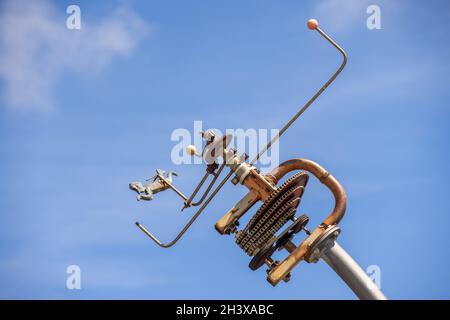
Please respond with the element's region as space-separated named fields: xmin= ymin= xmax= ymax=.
xmin=0 ymin=0 xmax=150 ymax=112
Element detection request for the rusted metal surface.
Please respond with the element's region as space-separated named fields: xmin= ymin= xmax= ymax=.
xmin=264 ymin=159 xmax=347 ymax=285
xmin=215 ymin=168 xmax=278 ymax=234
xmin=235 ymin=172 xmax=308 ymax=256
xmin=269 ymin=158 xmax=347 ymax=226
xmin=212 ymin=157 xmax=347 ymax=286
xmin=241 ymin=170 xmax=277 ymax=201
xmin=215 ymin=190 xmax=259 ymax=235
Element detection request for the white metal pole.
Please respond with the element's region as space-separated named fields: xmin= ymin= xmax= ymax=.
xmin=321 ymin=242 xmax=387 ymax=300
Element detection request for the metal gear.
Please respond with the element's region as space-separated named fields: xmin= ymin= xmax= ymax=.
xmin=248 ymin=215 xmax=310 ymax=271
xmin=236 ymin=172 xmax=308 ymax=256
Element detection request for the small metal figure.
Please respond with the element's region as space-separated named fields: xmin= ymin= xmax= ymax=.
xmin=129 ymin=170 xmax=178 ymax=201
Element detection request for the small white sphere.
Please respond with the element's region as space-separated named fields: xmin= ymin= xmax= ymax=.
xmin=307 ymin=18 xmax=319 ymax=30
xmin=186 ymin=145 xmax=197 ymax=156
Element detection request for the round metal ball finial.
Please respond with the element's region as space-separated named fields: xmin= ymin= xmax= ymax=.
xmin=307 ymin=18 xmax=319 ymax=30
xmin=186 ymin=145 xmax=197 ymax=156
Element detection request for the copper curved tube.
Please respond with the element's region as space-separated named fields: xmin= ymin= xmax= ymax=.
xmin=136 ymin=170 xmax=234 ymax=248
xmin=268 ymin=158 xmax=346 ymax=226
xmin=266 ymin=158 xmax=347 ymax=285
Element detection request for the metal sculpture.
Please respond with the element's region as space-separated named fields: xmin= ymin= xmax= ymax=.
xmin=128 ymin=19 xmax=387 ymax=300
xmin=129 ymin=170 xmax=178 ymax=201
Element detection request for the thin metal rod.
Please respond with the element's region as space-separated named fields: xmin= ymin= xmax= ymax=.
xmin=157 ymin=174 xmax=189 ymax=201
xmin=185 ymin=172 xmax=210 ymax=203
xmin=322 ymin=242 xmax=387 ymax=300
xmin=250 ymin=26 xmax=347 ymax=165
xmin=182 ymin=171 xmax=210 ymax=210
xmin=186 ymin=163 xmax=226 ymax=208
xmin=136 ymin=170 xmax=234 ymax=248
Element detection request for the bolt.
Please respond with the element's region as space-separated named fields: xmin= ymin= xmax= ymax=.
xmin=283 ymin=273 xmax=291 ymax=283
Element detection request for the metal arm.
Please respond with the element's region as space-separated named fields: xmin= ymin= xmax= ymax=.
xmin=250 ymin=20 xmax=347 ymax=165
xmin=136 ymin=170 xmax=234 ymax=248
xmin=154 ymin=163 xmax=226 ymax=210
xmin=157 ymin=173 xmax=189 ymax=201
xmin=182 ymin=163 xmax=226 ymax=210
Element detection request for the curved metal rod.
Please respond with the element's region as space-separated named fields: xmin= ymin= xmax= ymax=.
xmin=181 ymin=171 xmax=209 ymax=210
xmin=184 ymin=163 xmax=226 ymax=209
xmin=250 ymin=25 xmax=347 ymax=165
xmin=136 ymin=169 xmax=234 ymax=248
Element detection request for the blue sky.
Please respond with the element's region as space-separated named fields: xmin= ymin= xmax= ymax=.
xmin=0 ymin=0 xmax=449 ymax=299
